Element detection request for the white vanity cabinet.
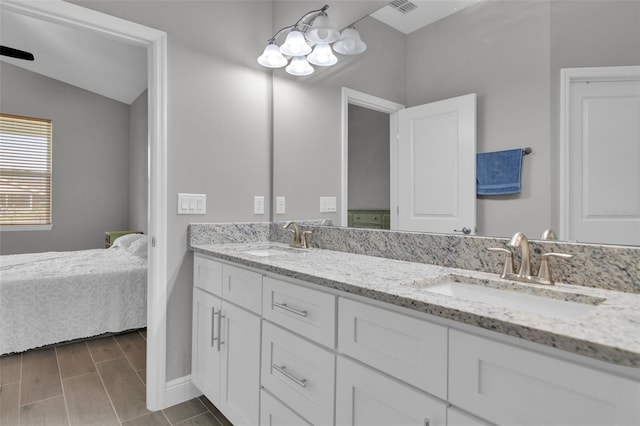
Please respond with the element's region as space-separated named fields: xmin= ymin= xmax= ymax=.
xmin=449 ymin=330 xmax=640 ymax=426
xmin=191 ymin=251 xmax=640 ymax=426
xmin=192 ymin=254 xmax=262 ymax=426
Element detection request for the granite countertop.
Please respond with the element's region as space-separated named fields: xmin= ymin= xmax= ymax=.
xmin=191 ymin=241 xmax=640 ymax=369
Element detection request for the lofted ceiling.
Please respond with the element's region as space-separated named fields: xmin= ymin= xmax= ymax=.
xmin=0 ymin=8 xmax=147 ymax=105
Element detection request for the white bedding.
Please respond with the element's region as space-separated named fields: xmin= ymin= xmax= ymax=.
xmin=0 ymin=245 xmax=147 ymax=354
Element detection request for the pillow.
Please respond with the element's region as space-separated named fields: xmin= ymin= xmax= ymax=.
xmin=127 ymin=236 xmax=149 ymax=258
xmin=110 ymin=233 xmax=145 ymax=249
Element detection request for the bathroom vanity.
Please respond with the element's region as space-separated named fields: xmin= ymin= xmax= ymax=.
xmin=188 ymin=223 xmax=640 ymax=426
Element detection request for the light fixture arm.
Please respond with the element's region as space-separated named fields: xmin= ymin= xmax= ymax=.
xmin=265 ymin=4 xmax=329 ymax=43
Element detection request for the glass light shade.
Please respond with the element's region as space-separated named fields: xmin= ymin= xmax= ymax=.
xmin=286 ymin=56 xmax=314 ymax=76
xmin=332 ymin=27 xmax=367 ymax=55
xmin=307 ymin=43 xmax=337 ymax=66
xmin=305 ymin=12 xmax=340 ymax=44
xmin=257 ymin=43 xmax=287 ymax=68
xmin=279 ymin=29 xmax=312 ymax=57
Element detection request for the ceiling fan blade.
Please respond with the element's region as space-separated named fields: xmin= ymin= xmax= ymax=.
xmin=0 ymin=45 xmax=35 ymax=61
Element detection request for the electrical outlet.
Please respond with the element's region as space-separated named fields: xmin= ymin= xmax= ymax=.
xmin=320 ymin=196 xmax=337 ymax=213
xmin=254 ymin=196 xmax=265 ymax=215
xmin=276 ymin=196 xmax=286 ymax=214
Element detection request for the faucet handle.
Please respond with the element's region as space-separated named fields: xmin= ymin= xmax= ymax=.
xmin=302 ymin=231 xmax=312 ymax=249
xmin=487 ymin=247 xmax=514 ymax=278
xmin=537 ymin=252 xmax=573 ymax=285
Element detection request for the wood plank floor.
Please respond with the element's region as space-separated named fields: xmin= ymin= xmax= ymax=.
xmin=0 ymin=330 xmax=233 ymax=426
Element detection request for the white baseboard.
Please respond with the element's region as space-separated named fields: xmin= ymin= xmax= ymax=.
xmin=164 ymin=375 xmax=202 ymax=408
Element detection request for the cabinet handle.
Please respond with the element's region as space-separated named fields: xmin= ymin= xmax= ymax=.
xmin=273 ymin=301 xmax=308 ymax=317
xmin=211 ymin=307 xmax=217 ymax=347
xmin=272 ymin=364 xmax=307 ymax=388
xmin=217 ymin=312 xmax=224 ymax=352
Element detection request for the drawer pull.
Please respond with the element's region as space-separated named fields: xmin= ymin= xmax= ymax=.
xmin=273 ymin=301 xmax=308 ymax=318
xmin=272 ymin=363 xmax=307 ymax=388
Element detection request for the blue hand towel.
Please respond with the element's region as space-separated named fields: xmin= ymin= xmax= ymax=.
xmin=476 ymin=148 xmax=523 ymax=195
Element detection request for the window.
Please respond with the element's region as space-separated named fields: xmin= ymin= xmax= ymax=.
xmin=0 ymin=113 xmax=52 ymax=228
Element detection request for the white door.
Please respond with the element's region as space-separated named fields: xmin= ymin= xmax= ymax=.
xmin=395 ymin=94 xmax=476 ymax=234
xmin=566 ymin=69 xmax=640 ymax=245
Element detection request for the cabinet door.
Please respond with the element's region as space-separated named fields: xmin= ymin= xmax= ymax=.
xmin=191 ymin=288 xmax=222 ymax=405
xmin=338 ymin=298 xmax=448 ymax=399
xmin=336 ymin=356 xmax=447 ymax=426
xmin=219 ymin=301 xmax=261 ymax=426
xmin=260 ymin=389 xmax=312 ymax=426
xmin=449 ymin=330 xmax=640 ymax=426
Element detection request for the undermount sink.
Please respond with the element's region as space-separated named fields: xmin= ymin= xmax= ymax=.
xmin=407 ymin=274 xmax=606 ymax=321
xmin=241 ymin=245 xmax=306 ymax=257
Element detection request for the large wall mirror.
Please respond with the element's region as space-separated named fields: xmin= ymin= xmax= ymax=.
xmin=272 ymin=0 xmax=640 ymax=246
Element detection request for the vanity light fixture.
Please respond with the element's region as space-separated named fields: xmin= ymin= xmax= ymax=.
xmin=257 ymin=4 xmax=367 ymax=76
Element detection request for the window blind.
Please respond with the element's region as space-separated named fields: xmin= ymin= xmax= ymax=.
xmin=0 ymin=113 xmax=52 ymax=226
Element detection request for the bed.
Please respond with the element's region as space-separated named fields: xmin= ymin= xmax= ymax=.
xmin=0 ymin=233 xmax=148 ymax=355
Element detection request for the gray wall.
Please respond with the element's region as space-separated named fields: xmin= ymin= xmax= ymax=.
xmin=273 ymin=15 xmax=406 ymax=223
xmin=348 ymin=104 xmax=390 ymax=210
xmin=75 ymin=0 xmax=273 ymax=381
xmin=129 ymin=89 xmax=148 ymax=234
xmin=0 ymin=63 xmax=131 ymax=254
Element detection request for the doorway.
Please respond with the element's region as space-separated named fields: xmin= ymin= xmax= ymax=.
xmin=560 ymin=66 xmax=640 ymax=245
xmin=340 ymin=88 xmax=404 ymax=228
xmin=0 ymin=0 xmax=169 ymax=410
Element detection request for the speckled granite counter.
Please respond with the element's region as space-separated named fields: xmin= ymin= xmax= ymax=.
xmin=190 ymin=240 xmax=640 ymax=369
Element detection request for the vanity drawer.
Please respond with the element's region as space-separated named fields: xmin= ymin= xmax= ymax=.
xmin=260 ymin=389 xmax=312 ymax=426
xmin=338 ymin=298 xmax=448 ymax=399
xmin=221 ymin=264 xmax=262 ymax=314
xmin=261 ymin=322 xmax=335 ymax=426
xmin=449 ymin=330 xmax=640 ymax=426
xmin=194 ymin=254 xmax=223 ymax=296
xmin=336 ymin=356 xmax=447 ymax=426
xmin=262 ymin=276 xmax=336 ymax=348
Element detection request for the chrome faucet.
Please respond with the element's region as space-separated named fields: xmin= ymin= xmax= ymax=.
xmin=283 ymin=221 xmax=303 ymax=248
xmin=509 ymin=232 xmax=532 ymax=277
xmin=488 ymin=232 xmax=573 ymax=285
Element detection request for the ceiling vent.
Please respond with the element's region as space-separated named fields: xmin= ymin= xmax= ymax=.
xmin=389 ymin=0 xmax=418 ymax=14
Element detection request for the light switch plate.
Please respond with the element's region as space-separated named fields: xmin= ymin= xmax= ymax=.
xmin=276 ymin=196 xmax=286 ymax=214
xmin=178 ymin=193 xmax=206 ymax=215
xmin=320 ymin=196 xmax=337 ymax=213
xmin=254 ymin=196 xmax=265 ymax=215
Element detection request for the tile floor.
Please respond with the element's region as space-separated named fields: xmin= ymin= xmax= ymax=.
xmin=0 ymin=329 xmax=232 ymax=426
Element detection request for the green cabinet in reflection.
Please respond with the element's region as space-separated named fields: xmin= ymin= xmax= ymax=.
xmin=348 ymin=210 xmax=391 ymax=230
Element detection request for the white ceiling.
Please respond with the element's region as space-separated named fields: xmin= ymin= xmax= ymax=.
xmin=371 ymin=0 xmax=483 ymax=34
xmin=0 ymin=9 xmax=147 ymax=105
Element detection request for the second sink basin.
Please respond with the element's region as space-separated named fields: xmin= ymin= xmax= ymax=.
xmin=242 ymin=244 xmax=305 ymax=257
xmin=408 ymin=274 xmax=606 ymax=322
